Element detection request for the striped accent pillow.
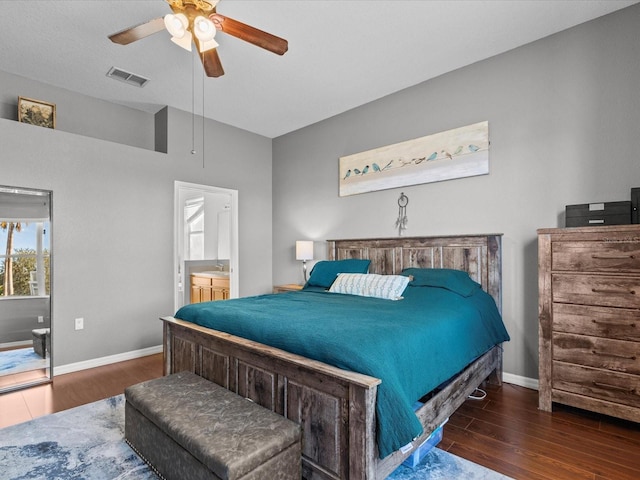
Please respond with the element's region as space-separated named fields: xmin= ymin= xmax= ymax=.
xmin=329 ymin=273 xmax=410 ymax=300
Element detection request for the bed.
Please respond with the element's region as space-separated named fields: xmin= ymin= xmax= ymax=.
xmin=161 ymin=234 xmax=507 ymax=480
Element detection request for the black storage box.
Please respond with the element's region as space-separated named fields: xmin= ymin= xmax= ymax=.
xmin=565 ymin=201 xmax=631 ymax=227
xmin=632 ymin=188 xmax=639 ymax=224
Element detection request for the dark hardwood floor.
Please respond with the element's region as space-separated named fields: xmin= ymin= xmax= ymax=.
xmin=1 ymin=354 xmax=638 ymax=479
xmin=442 ymin=382 xmax=640 ymax=480
xmin=0 ymin=353 xmax=163 ymax=428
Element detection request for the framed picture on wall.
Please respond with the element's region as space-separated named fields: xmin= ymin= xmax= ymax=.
xmin=338 ymin=121 xmax=489 ymax=196
xmin=18 ymin=96 xmax=56 ymax=129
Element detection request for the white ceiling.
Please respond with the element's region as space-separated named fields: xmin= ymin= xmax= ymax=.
xmin=1 ymin=1 xmax=637 ymax=138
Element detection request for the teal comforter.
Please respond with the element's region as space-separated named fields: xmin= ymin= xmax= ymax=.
xmin=175 ymin=285 xmax=509 ymax=458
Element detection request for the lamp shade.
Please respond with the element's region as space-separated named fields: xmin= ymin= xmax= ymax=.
xmin=170 ymin=31 xmax=193 ymax=51
xmin=296 ymin=240 xmax=314 ymax=261
xmin=164 ymin=13 xmax=189 ymax=37
xmin=194 ymin=16 xmax=216 ymax=40
xmin=194 ymin=15 xmax=219 ymax=52
xmin=164 ymin=13 xmax=192 ymax=51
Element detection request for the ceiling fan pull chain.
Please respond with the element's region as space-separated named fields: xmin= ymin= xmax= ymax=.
xmin=202 ymin=51 xmax=206 ymax=169
xmin=191 ymin=50 xmax=196 ymax=155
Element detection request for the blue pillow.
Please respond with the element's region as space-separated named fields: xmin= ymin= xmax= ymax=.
xmin=305 ymin=259 xmax=371 ymax=288
xmin=401 ymin=268 xmax=481 ymax=297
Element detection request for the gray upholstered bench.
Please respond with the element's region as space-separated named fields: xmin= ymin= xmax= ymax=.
xmin=31 ymin=328 xmax=50 ymax=358
xmin=124 ymin=371 xmax=302 ymax=480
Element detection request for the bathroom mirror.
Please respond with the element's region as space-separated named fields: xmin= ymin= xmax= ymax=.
xmin=0 ymin=185 xmax=52 ymax=393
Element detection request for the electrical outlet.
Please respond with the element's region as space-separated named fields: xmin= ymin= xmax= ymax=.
xmin=38 ymin=315 xmax=44 ymax=323
xmin=75 ymin=317 xmax=84 ymax=330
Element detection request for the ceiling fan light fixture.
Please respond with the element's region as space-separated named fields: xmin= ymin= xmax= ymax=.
xmin=109 ymin=0 xmax=288 ymax=78
xmin=194 ymin=16 xmax=216 ymax=40
xmin=171 ymin=30 xmax=193 ymax=51
xmin=164 ymin=13 xmax=188 ymax=36
xmin=164 ymin=13 xmax=192 ymax=51
xmin=194 ymin=16 xmax=218 ymax=52
xmin=197 ymin=37 xmax=219 ymax=53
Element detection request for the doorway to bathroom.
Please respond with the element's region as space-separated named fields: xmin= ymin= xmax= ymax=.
xmin=174 ymin=181 xmax=238 ymax=312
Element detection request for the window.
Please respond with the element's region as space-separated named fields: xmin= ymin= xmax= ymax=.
xmin=184 ymin=197 xmax=204 ymax=260
xmin=0 ymin=221 xmax=50 ymax=297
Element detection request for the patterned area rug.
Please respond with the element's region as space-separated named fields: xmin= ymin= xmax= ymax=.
xmin=0 ymin=347 xmax=47 ymax=377
xmin=0 ymin=395 xmax=511 ymax=479
xmin=388 ymin=447 xmax=511 ymax=480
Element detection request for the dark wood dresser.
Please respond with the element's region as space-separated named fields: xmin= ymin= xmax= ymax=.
xmin=538 ymin=225 xmax=640 ymax=422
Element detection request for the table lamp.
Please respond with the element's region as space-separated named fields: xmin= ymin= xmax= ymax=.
xmin=295 ymin=240 xmax=314 ymax=282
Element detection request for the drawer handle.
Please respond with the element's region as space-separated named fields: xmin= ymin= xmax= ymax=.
xmin=591 ymin=254 xmax=635 ymax=260
xmin=592 ymin=319 xmax=637 ymax=328
xmin=592 ymin=349 xmax=637 ymax=361
xmin=591 ymin=288 xmax=636 ymax=295
xmin=592 ymin=381 xmax=635 ymax=394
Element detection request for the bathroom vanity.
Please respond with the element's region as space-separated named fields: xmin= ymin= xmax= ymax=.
xmin=190 ymin=272 xmax=230 ymax=303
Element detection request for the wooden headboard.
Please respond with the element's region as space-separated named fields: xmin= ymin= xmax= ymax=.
xmin=327 ymin=234 xmax=502 ymax=313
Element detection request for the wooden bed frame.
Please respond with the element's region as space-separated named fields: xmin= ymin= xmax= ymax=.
xmin=161 ymin=234 xmax=504 ymax=480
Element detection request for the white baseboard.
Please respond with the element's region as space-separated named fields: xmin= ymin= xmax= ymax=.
xmin=52 ymin=345 xmax=541 ymax=392
xmin=0 ymin=340 xmax=32 ymax=350
xmin=503 ymin=372 xmax=539 ymax=391
xmin=54 ymin=345 xmax=163 ymax=376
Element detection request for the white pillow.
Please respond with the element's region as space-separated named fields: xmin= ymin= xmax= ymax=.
xmin=329 ymin=273 xmax=410 ymax=300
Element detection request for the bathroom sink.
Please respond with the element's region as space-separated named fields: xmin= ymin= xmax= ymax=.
xmin=198 ymin=271 xmax=230 ymax=277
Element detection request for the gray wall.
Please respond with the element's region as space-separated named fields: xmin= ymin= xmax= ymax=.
xmin=0 ymin=99 xmax=272 ymax=367
xmin=0 ymin=298 xmax=50 ymax=344
xmin=0 ymin=70 xmax=155 ymax=151
xmin=272 ymin=5 xmax=640 ymax=381
xmin=3 ymin=4 xmax=639 ymax=380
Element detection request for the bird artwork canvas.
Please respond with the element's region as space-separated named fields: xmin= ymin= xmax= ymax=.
xmin=338 ymin=121 xmax=489 ymax=196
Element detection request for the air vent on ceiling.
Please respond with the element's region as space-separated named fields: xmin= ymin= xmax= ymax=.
xmin=106 ymin=67 xmax=150 ymax=87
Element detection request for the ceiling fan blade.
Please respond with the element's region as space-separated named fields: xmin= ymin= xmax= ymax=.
xmin=201 ymin=48 xmax=225 ymax=77
xmin=108 ymin=17 xmax=166 ymax=45
xmin=209 ymin=13 xmax=288 ymax=56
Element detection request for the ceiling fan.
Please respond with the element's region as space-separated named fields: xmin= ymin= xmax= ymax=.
xmin=108 ymin=0 xmax=288 ymax=78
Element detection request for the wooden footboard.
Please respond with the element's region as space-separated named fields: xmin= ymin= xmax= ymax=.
xmin=162 ymin=316 xmax=503 ymax=480
xmin=163 ymin=316 xmax=380 ymax=479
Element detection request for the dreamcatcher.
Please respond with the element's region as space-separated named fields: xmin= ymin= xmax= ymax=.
xmin=395 ymin=192 xmax=408 ymax=236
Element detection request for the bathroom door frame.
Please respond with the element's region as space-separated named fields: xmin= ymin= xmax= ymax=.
xmin=174 ymin=181 xmax=239 ymax=312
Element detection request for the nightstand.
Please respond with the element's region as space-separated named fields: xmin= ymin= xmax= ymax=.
xmin=273 ymin=284 xmax=303 ymax=293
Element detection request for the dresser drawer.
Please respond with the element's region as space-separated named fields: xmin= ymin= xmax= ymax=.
xmin=552 ymin=274 xmax=640 ymax=308
xmin=553 ymin=303 xmax=640 ymax=342
xmin=553 ymin=332 xmax=640 ymax=375
xmin=553 ymin=362 xmax=640 ymax=408
xmin=552 ymin=241 xmax=640 ymax=273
